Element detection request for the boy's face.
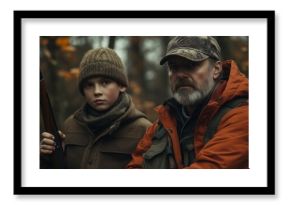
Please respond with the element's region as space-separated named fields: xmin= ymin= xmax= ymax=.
xmin=83 ymin=76 xmax=126 ymax=112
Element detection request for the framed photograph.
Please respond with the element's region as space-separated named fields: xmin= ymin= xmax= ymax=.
xmin=14 ymin=10 xmax=275 ymax=195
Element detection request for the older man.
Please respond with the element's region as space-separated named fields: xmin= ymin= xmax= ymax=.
xmin=127 ymin=36 xmax=248 ymax=169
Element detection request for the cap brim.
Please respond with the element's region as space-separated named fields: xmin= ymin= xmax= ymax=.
xmin=160 ymin=48 xmax=209 ymax=65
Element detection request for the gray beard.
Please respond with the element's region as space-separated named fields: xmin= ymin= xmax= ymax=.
xmin=172 ymin=79 xmax=215 ymax=106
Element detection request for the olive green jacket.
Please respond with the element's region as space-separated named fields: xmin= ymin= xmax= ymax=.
xmin=63 ymin=103 xmax=151 ymax=169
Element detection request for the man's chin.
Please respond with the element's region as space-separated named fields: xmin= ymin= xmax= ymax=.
xmin=174 ymin=87 xmax=196 ymax=96
xmin=173 ymin=91 xmax=202 ymax=106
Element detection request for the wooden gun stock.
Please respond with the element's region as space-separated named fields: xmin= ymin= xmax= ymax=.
xmin=40 ymin=72 xmax=66 ymax=169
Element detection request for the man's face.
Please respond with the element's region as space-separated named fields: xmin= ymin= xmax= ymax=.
xmin=167 ymin=56 xmax=216 ymax=106
xmin=83 ymin=76 xmax=126 ymax=112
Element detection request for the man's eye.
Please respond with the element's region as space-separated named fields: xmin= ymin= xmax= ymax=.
xmin=168 ymin=65 xmax=187 ymax=72
xmin=168 ymin=63 xmax=197 ymax=73
xmin=168 ymin=63 xmax=177 ymax=70
xmin=168 ymin=66 xmax=177 ymax=72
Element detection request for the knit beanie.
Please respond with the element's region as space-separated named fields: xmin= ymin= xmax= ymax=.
xmin=78 ymin=48 xmax=129 ymax=94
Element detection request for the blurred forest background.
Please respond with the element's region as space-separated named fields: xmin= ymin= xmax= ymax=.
xmin=40 ymin=36 xmax=248 ymax=127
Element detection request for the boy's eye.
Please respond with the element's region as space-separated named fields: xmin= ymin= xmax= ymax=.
xmin=101 ymin=79 xmax=111 ymax=85
xmin=85 ymin=82 xmax=94 ymax=88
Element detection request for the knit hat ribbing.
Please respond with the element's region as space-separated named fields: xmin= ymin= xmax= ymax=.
xmin=78 ymin=48 xmax=128 ymax=94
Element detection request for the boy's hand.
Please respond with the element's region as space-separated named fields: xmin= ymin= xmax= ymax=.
xmin=40 ymin=131 xmax=66 ymax=155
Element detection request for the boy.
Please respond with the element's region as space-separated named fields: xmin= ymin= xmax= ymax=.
xmin=40 ymin=48 xmax=152 ymax=168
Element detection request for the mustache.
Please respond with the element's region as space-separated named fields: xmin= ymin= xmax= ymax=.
xmin=172 ymin=78 xmax=196 ymax=90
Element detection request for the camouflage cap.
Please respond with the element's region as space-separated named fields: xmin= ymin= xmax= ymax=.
xmin=160 ymin=36 xmax=222 ymax=65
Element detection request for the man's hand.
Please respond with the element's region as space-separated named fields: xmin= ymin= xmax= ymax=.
xmin=40 ymin=131 xmax=66 ymax=155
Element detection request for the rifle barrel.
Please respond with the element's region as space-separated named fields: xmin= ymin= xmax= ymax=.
xmin=40 ymin=71 xmax=66 ymax=168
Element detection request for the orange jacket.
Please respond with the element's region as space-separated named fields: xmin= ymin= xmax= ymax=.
xmin=127 ymin=60 xmax=248 ymax=169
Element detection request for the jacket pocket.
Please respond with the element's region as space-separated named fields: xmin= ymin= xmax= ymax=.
xmin=143 ymin=136 xmax=167 ymax=159
xmin=64 ymin=133 xmax=89 ymax=168
xmin=98 ymin=137 xmax=137 ymax=168
xmin=142 ymin=131 xmax=170 ymax=169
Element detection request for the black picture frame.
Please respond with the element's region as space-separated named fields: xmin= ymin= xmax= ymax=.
xmin=14 ymin=10 xmax=275 ymax=195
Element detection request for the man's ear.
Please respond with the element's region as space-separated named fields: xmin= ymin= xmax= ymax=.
xmin=119 ymin=86 xmax=127 ymax=92
xmin=213 ymin=61 xmax=223 ymax=80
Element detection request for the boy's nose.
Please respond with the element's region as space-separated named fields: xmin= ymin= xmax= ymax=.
xmin=93 ymin=83 xmax=102 ymax=95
